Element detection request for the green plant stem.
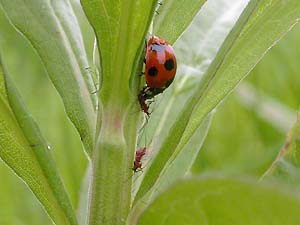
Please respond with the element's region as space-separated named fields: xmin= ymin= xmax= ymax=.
xmin=79 ymin=1 xmax=157 ymax=223
xmin=88 ymin=108 xmax=135 ymax=225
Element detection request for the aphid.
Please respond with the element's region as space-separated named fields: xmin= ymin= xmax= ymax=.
xmin=138 ymin=36 xmax=177 ymax=115
xmin=138 ymin=89 xmax=150 ymax=116
xmin=132 ymin=147 xmax=147 ymax=172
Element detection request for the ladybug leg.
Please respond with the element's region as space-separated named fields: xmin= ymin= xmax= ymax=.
xmin=148 ymin=99 xmax=155 ymax=105
xmin=134 ymin=166 xmax=144 ymax=173
xmin=149 ymin=87 xmax=164 ymax=97
xmin=145 ymin=113 xmax=149 ymax=123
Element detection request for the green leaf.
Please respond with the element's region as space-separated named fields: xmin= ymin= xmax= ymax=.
xmin=0 ymin=56 xmax=78 ymax=225
xmin=129 ymin=114 xmax=212 ymax=223
xmin=0 ymin=0 xmax=96 ymax=155
xmin=77 ymin=164 xmax=92 ymax=225
xmin=135 ymin=0 xmax=300 ymax=203
xmin=150 ymin=114 xmax=212 ymax=193
xmin=80 ymin=0 xmax=157 ymax=106
xmin=0 ymin=162 xmax=52 ymax=225
xmin=153 ymin=0 xmax=207 ymax=44
xmin=137 ymin=176 xmax=300 ymax=225
xmin=0 ymin=60 xmax=7 ymax=101
xmin=180 ymin=0 xmax=300 ymax=158
xmin=133 ymin=113 xmax=212 ymax=201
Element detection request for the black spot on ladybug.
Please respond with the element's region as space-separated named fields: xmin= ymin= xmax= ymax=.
xmin=151 ymin=44 xmax=165 ymax=53
xmin=164 ymin=59 xmax=174 ymax=71
xmin=148 ymin=67 xmax=158 ymax=77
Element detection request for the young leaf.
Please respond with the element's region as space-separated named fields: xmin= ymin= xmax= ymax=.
xmin=0 ymin=0 xmax=96 ymax=155
xmin=137 ymin=176 xmax=300 ymax=225
xmin=0 ymin=56 xmax=78 ymax=225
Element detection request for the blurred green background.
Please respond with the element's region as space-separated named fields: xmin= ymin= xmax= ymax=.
xmin=0 ymin=1 xmax=300 ymax=224
xmin=192 ymin=22 xmax=300 ymax=177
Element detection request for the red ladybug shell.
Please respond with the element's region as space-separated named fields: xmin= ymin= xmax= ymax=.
xmin=145 ymin=36 xmax=177 ymax=89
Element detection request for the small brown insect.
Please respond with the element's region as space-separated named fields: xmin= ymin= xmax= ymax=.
xmin=132 ymin=147 xmax=147 ymax=172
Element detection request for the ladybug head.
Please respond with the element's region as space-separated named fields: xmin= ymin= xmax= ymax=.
xmin=148 ymin=36 xmax=167 ymax=46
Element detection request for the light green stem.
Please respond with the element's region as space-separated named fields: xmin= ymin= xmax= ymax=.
xmin=88 ymin=108 xmax=137 ymax=225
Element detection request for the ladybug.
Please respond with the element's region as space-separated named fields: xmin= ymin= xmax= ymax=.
xmin=132 ymin=147 xmax=147 ymax=172
xmin=138 ymin=36 xmax=177 ymax=115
